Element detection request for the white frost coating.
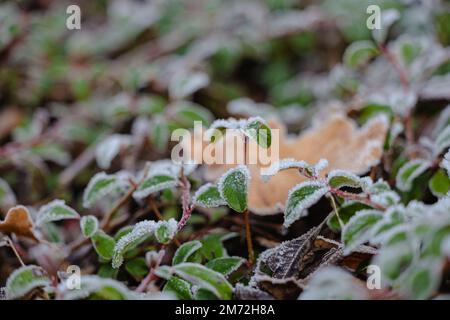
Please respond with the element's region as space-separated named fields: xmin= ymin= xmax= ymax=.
xmin=0 ymin=177 xmax=17 ymax=208
xmin=284 ymin=180 xmax=328 ymax=228
xmin=262 ymin=158 xmax=308 ymax=181
xmin=36 ymin=199 xmax=80 ymax=226
xmin=217 ymin=165 xmax=251 ymax=198
xmin=441 ymin=150 xmax=450 ymax=177
xmin=95 ymin=134 xmax=132 ymax=169
xmin=6 ymin=265 xmax=50 ymax=300
xmin=192 ymin=183 xmax=226 ymax=208
xmin=144 ymin=159 xmax=197 ymax=178
xmin=58 ymin=275 xmax=138 ymax=300
xmin=227 ymin=98 xmax=274 ymax=117
xmin=396 ymin=159 xmax=431 ymax=192
xmin=112 ymin=219 xmax=178 ymax=268
xmin=370 ymin=190 xmax=400 ymax=207
xmin=434 ymin=125 xmax=450 ymax=156
xmin=83 ymin=172 xmax=130 ymax=208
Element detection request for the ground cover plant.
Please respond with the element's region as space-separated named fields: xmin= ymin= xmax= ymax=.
xmin=1 ymin=0 xmax=450 ymax=300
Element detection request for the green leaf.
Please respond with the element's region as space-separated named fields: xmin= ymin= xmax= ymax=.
xmin=169 ymin=263 xmax=233 ymax=300
xmin=218 ymin=166 xmax=249 ymax=213
xmin=92 ymin=230 xmax=116 ymax=261
xmin=205 ymin=257 xmax=244 ymax=276
xmin=80 ymin=215 xmax=99 ymax=238
xmin=172 ymin=240 xmax=203 ymax=265
xmin=342 ymin=210 xmax=383 ymax=254
xmin=327 ymin=202 xmax=371 ymax=232
xmin=396 ymin=159 xmax=431 ymax=192
xmin=112 ymin=219 xmax=178 ymax=268
xmin=429 ymin=169 xmax=450 ymax=197
xmin=163 ymin=276 xmax=193 ymax=300
xmin=401 ymin=260 xmax=442 ymax=300
xmin=242 ymin=117 xmax=272 ymax=148
xmin=343 ymin=40 xmax=379 ymax=68
xmin=284 ymin=181 xmax=328 ymax=228
xmin=327 ymin=170 xmax=363 ymax=189
xmin=125 ymin=257 xmax=148 ymax=278
xmin=195 ymin=288 xmax=219 ymax=300
xmin=6 ymin=265 xmax=50 ymax=299
xmin=133 ymin=175 xmax=178 ymax=200
xmin=193 ymin=183 xmax=226 ymax=208
xmin=36 ymin=199 xmax=80 ymax=226
xmin=155 ymin=220 xmax=178 ymax=244
xmin=200 ymin=233 xmax=232 ymax=260
xmin=83 ymin=172 xmax=129 ymax=208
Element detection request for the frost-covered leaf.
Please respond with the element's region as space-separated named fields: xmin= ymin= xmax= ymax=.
xmin=80 ymin=215 xmax=99 ymax=238
xmin=169 ymin=101 xmax=214 ymax=127
xmin=0 ymin=178 xmax=17 ymax=209
xmin=169 ymin=71 xmax=210 ymax=100
xmin=112 ymin=219 xmax=177 ymax=268
xmin=96 ymin=134 xmax=132 ymax=170
xmin=36 ymin=200 xmax=80 ymax=227
xmin=218 ymin=165 xmax=250 ymax=213
xmin=83 ymin=172 xmax=131 ymax=208
xmin=31 ymin=143 xmax=71 ymax=166
xmin=327 ymin=170 xmax=364 ymax=189
xmin=256 ymin=226 xmax=321 ymax=279
xmin=163 ymin=276 xmax=193 ymax=300
xmin=193 ymin=183 xmax=226 ymax=208
xmin=429 ymin=169 xmax=450 ymax=198
xmin=59 ymin=275 xmax=138 ymax=300
xmin=242 ymin=117 xmax=272 ymax=148
xmin=343 ymin=40 xmax=378 ymax=68
xmin=133 ymin=174 xmax=178 ymax=200
xmin=165 ymin=263 xmax=233 ymax=300
xmin=370 ymin=206 xmax=406 ymax=245
xmin=6 ymin=265 xmax=50 ymax=300
xmin=0 ymin=205 xmax=37 ymax=240
xmin=399 ymin=259 xmax=442 ymax=300
xmin=373 ymin=242 xmax=414 ymax=284
xmin=299 ymin=267 xmax=368 ymax=300
xmin=92 ymin=230 xmax=116 ymax=261
xmin=205 ymin=257 xmax=244 ymax=276
xmin=396 ymin=159 xmax=431 ymax=192
xmin=434 ymin=126 xmax=450 ymax=157
xmin=262 ymin=158 xmax=328 ymax=180
xmin=342 ymin=209 xmax=383 ymax=254
xmin=154 ymin=219 xmax=178 ymax=244
xmin=172 ymin=240 xmax=203 ymax=265
xmin=284 ymin=181 xmax=328 ymax=228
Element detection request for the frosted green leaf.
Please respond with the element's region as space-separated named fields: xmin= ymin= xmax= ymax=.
xmin=169 ymin=71 xmax=210 ymax=100
xmin=168 ymin=263 xmax=233 ymax=300
xmin=343 ymin=40 xmax=378 ymax=68
xmin=133 ymin=174 xmax=178 ymax=200
xmin=218 ymin=165 xmax=250 ymax=213
xmin=154 ymin=219 xmax=178 ymax=244
xmin=59 ymin=275 xmax=138 ymax=300
xmin=163 ymin=276 xmax=193 ymax=300
xmin=36 ymin=200 xmax=80 ymax=227
xmin=193 ymin=183 xmax=226 ymax=208
xmin=284 ymin=181 xmax=328 ymax=228
xmin=83 ymin=172 xmax=130 ymax=208
xmin=400 ymin=260 xmax=442 ymax=300
xmin=172 ymin=240 xmax=203 ymax=265
xmin=242 ymin=117 xmax=272 ymax=148
xmin=112 ymin=219 xmax=178 ymax=268
xmin=0 ymin=177 xmax=16 ymax=208
xmin=205 ymin=257 xmax=244 ymax=276
xmin=396 ymin=159 xmax=431 ymax=192
xmin=429 ymin=169 xmax=450 ymax=198
xmin=92 ymin=230 xmax=116 ymax=261
xmin=80 ymin=215 xmax=99 ymax=238
xmin=31 ymin=143 xmax=71 ymax=166
xmin=6 ymin=265 xmax=50 ymax=300
xmin=262 ymin=158 xmax=328 ymax=180
xmin=342 ymin=209 xmax=383 ymax=255
xmin=372 ymin=9 xmax=400 ymax=44
xmin=327 ymin=170 xmax=363 ymax=189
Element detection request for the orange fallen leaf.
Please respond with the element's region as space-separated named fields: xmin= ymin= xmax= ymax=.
xmin=185 ymin=112 xmax=388 ymax=215
xmin=0 ymin=205 xmax=38 ymax=240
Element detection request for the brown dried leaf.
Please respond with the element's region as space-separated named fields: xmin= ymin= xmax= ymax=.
xmin=187 ymin=112 xmax=388 ymax=215
xmin=0 ymin=205 xmax=38 ymax=240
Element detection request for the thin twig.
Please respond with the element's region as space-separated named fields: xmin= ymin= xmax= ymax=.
xmin=6 ymin=236 xmax=25 ymax=266
xmin=135 ymin=249 xmax=165 ymax=293
xmin=244 ymin=209 xmax=255 ymax=266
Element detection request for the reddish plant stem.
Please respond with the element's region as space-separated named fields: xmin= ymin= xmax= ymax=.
xmin=135 ymin=249 xmax=165 ymax=293
xmin=379 ymin=44 xmax=409 ymax=91
xmin=329 ymin=188 xmax=386 ymax=211
xmin=177 ymin=172 xmax=194 ymax=232
xmin=244 ymin=209 xmax=255 ymax=266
